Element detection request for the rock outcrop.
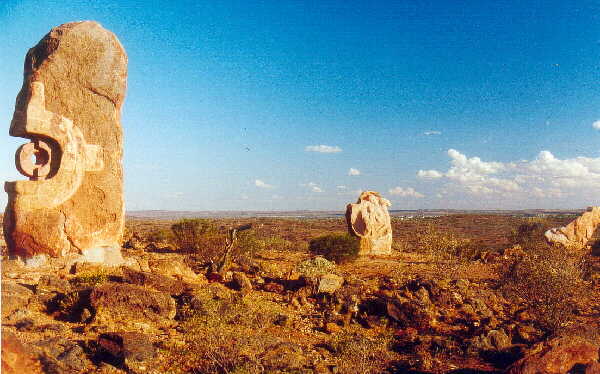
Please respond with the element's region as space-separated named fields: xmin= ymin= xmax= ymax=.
xmin=346 ymin=191 xmax=393 ymax=255
xmin=545 ymin=206 xmax=600 ymax=249
xmin=3 ymin=21 xmax=127 ymax=261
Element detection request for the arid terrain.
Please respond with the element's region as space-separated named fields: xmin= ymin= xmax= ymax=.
xmin=2 ymin=213 xmax=600 ymax=373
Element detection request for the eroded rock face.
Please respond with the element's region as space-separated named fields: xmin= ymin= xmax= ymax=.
xmin=545 ymin=206 xmax=600 ymax=249
xmin=345 ymin=191 xmax=393 ymax=255
xmin=3 ymin=21 xmax=127 ymax=260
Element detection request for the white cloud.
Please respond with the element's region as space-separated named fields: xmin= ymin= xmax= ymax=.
xmin=593 ymin=120 xmax=600 ymax=130
xmin=305 ymin=145 xmax=342 ymax=153
xmin=255 ymin=179 xmax=274 ymax=189
xmin=417 ymin=169 xmax=443 ymax=179
xmin=302 ymin=182 xmax=323 ymax=193
xmin=336 ymin=185 xmax=347 ymax=190
xmin=424 ymin=130 xmax=442 ymax=135
xmin=348 ymin=168 xmax=361 ymax=176
xmin=419 ymin=148 xmax=600 ymax=201
xmin=388 ymin=186 xmax=425 ymax=198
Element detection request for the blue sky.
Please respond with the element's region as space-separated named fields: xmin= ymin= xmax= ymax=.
xmin=1 ymin=1 xmax=599 ymax=211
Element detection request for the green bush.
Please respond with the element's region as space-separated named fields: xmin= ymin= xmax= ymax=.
xmin=309 ymin=233 xmax=360 ymax=263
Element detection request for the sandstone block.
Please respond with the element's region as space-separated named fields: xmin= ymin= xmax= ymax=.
xmin=346 ymin=191 xmax=393 ymax=255
xmin=3 ymin=21 xmax=127 ymax=261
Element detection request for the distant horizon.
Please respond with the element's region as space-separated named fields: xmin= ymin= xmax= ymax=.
xmin=2 ymin=2 xmax=599 ymax=211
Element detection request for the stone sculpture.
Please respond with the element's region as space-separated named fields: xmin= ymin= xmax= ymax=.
xmin=346 ymin=191 xmax=393 ymax=255
xmin=544 ymin=206 xmax=600 ymax=249
xmin=3 ymin=21 xmax=127 ymax=262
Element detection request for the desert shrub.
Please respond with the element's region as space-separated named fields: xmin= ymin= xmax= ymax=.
xmin=309 ymin=233 xmax=360 ymax=263
xmin=261 ymin=235 xmax=294 ymax=251
xmin=146 ymin=228 xmax=175 ymax=244
xmin=415 ymin=224 xmax=476 ymax=261
xmin=170 ymin=219 xmax=225 ymax=261
xmin=501 ymin=244 xmax=588 ymax=332
xmin=330 ymin=330 xmax=397 ymax=374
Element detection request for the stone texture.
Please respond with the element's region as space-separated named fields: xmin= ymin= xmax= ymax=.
xmin=545 ymin=206 xmax=600 ymax=249
xmin=507 ymin=335 xmax=599 ymax=374
xmin=90 ymin=283 xmax=176 ymax=324
xmin=3 ymin=21 xmax=127 ymax=260
xmin=1 ymin=330 xmax=44 ymax=374
xmin=345 ymin=190 xmax=393 ymax=255
xmin=317 ymin=273 xmax=344 ymax=294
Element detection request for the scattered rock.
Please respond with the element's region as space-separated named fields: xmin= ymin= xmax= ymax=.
xmin=34 ymin=337 xmax=93 ymax=373
xmin=120 ymin=267 xmax=186 ymax=296
xmin=1 ymin=330 xmax=44 ymax=374
xmin=1 ymin=281 xmax=33 ymax=318
xmin=507 ymin=335 xmax=599 ymax=374
xmin=232 ymin=272 xmax=252 ymax=295
xmin=90 ymin=283 xmax=176 ymax=324
xmin=36 ymin=274 xmax=71 ymax=295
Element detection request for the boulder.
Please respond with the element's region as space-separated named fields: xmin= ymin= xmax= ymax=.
xmin=507 ymin=335 xmax=599 ymax=374
xmin=318 ymin=274 xmax=344 ymax=294
xmin=231 ymin=272 xmax=252 ymax=295
xmin=90 ymin=283 xmax=176 ymax=324
xmin=98 ymin=332 xmax=156 ymax=368
xmin=3 ymin=21 xmax=127 ymax=261
xmin=346 ymin=191 xmax=393 ymax=255
xmin=545 ymin=207 xmax=600 ymax=249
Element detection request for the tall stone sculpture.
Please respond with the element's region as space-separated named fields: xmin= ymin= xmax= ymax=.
xmin=545 ymin=206 xmax=600 ymax=249
xmin=346 ymin=191 xmax=393 ymax=255
xmin=3 ymin=21 xmax=127 ymax=262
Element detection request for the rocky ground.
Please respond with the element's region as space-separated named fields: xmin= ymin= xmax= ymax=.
xmin=2 ymin=215 xmax=600 ymax=373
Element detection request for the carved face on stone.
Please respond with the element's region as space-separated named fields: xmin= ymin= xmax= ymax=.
xmin=8 ymin=81 xmax=104 ymax=208
xmin=3 ymin=21 xmax=127 ymax=260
